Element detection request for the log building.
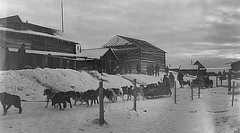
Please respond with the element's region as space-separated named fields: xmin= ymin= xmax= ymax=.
xmin=0 ymin=15 xmax=81 ymax=70
xmin=103 ymin=35 xmax=166 ymax=74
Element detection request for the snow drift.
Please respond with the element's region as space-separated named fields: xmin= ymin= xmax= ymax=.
xmin=0 ymin=68 xmax=190 ymax=101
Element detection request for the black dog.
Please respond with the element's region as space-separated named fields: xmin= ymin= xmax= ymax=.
xmin=51 ymin=92 xmax=72 ymax=110
xmin=43 ymin=89 xmax=72 ymax=110
xmin=121 ymin=86 xmax=133 ymax=100
xmin=84 ymin=90 xmax=99 ymax=106
xmin=0 ymin=92 xmax=22 ymax=115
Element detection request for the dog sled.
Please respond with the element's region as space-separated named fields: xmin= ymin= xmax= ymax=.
xmin=142 ymin=83 xmax=172 ymax=99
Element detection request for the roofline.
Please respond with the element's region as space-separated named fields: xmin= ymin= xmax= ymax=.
xmin=0 ymin=27 xmax=77 ymax=44
xmin=0 ymin=15 xmax=60 ymax=35
xmin=81 ymin=47 xmax=119 ymax=61
xmin=82 ymin=47 xmax=109 ymax=50
xmin=7 ymin=47 xmax=96 ymax=59
xmin=108 ymin=48 xmax=119 ymax=61
xmin=0 ymin=15 xmax=22 ymax=21
xmin=116 ymin=35 xmax=167 ymax=53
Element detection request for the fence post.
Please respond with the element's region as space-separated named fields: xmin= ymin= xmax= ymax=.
xmin=220 ymin=77 xmax=223 ymax=87
xmin=228 ymin=71 xmax=232 ymax=92
xmin=191 ymin=86 xmax=193 ymax=100
xmin=198 ymin=86 xmax=200 ymax=98
xmin=216 ymin=76 xmax=218 ymax=87
xmin=133 ymin=79 xmax=137 ymax=111
xmin=99 ymin=79 xmax=105 ymax=125
xmin=174 ymin=81 xmax=176 ymax=104
xmin=232 ymin=81 xmax=235 ymax=107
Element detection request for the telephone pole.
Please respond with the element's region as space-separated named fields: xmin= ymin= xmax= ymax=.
xmin=61 ymin=0 xmax=64 ymax=32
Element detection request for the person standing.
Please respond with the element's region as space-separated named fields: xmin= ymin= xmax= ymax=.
xmin=150 ymin=64 xmax=154 ymax=76
xmin=169 ymin=72 xmax=175 ymax=89
xmin=155 ymin=64 xmax=160 ymax=76
xmin=163 ymin=74 xmax=172 ymax=96
xmin=177 ymin=71 xmax=184 ymax=88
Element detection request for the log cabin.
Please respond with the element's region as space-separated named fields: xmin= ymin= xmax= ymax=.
xmin=103 ymin=35 xmax=166 ymax=74
xmin=0 ymin=15 xmax=81 ymax=70
xmin=76 ymin=48 xmax=119 ymax=74
xmin=231 ymin=61 xmax=240 ymax=71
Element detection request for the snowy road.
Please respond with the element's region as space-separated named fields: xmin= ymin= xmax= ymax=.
xmin=0 ymin=87 xmax=240 ymax=133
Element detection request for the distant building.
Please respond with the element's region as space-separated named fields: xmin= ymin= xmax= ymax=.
xmin=76 ymin=48 xmax=119 ymax=74
xmin=103 ymin=35 xmax=166 ymax=74
xmin=0 ymin=15 xmax=81 ymax=70
xmin=231 ymin=60 xmax=240 ymax=71
xmin=169 ymin=61 xmax=207 ymax=76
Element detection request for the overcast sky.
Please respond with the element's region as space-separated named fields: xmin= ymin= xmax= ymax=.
xmin=0 ymin=0 xmax=240 ymax=68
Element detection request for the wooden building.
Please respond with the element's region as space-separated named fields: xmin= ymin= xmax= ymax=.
xmin=103 ymin=35 xmax=166 ymax=74
xmin=170 ymin=61 xmax=208 ymax=76
xmin=231 ymin=61 xmax=240 ymax=71
xmin=76 ymin=48 xmax=119 ymax=74
xmin=0 ymin=15 xmax=81 ymax=70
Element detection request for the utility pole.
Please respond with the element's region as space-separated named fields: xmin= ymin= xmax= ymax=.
xmin=99 ymin=56 xmax=105 ymax=125
xmin=61 ymin=0 xmax=64 ymax=32
xmin=174 ymin=81 xmax=176 ymax=104
xmin=133 ymin=79 xmax=137 ymax=111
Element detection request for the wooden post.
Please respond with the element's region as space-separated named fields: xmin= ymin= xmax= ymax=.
xmin=66 ymin=60 xmax=70 ymax=69
xmin=174 ymin=81 xmax=176 ymax=104
xmin=228 ymin=71 xmax=232 ymax=92
xmin=73 ymin=60 xmax=77 ymax=70
xmin=133 ymin=79 xmax=137 ymax=111
xmin=191 ymin=86 xmax=193 ymax=100
xmin=99 ymin=79 xmax=104 ymax=125
xmin=220 ymin=77 xmax=223 ymax=87
xmin=216 ymin=76 xmax=218 ymax=87
xmin=198 ymin=86 xmax=200 ymax=98
xmin=232 ymin=81 xmax=235 ymax=107
xmin=42 ymin=55 xmax=48 ymax=68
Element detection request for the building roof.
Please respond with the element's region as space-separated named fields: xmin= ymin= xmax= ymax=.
xmin=0 ymin=15 xmax=22 ymax=24
xmin=0 ymin=15 xmax=57 ymax=34
xmin=169 ymin=64 xmax=198 ymax=70
xmin=193 ymin=60 xmax=206 ymax=69
xmin=104 ymin=35 xmax=166 ymax=53
xmin=0 ymin=15 xmax=78 ymax=44
xmin=8 ymin=47 xmax=86 ymax=59
xmin=231 ymin=60 xmax=240 ymax=65
xmin=77 ymin=48 xmax=117 ymax=60
xmin=0 ymin=26 xmax=77 ymax=44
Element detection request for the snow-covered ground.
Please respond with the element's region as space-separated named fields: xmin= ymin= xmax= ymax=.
xmin=0 ymin=86 xmax=240 ymax=133
xmin=0 ymin=68 xmax=168 ymax=100
xmin=0 ymin=68 xmax=240 ymax=133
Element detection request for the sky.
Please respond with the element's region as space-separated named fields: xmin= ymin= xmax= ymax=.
xmin=0 ymin=0 xmax=240 ymax=68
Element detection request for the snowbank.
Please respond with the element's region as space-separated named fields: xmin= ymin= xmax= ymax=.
xmin=0 ymin=69 xmax=100 ymax=100
xmin=122 ymin=72 xmax=165 ymax=86
xmin=122 ymin=71 xmax=194 ymax=88
xmin=0 ymin=68 xmax=133 ymax=100
xmin=87 ymin=71 xmax=133 ymax=88
xmin=0 ymin=68 xmax=198 ymax=101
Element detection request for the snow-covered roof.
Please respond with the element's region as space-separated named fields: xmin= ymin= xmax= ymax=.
xmin=77 ymin=48 xmax=110 ymax=59
xmin=104 ymin=35 xmax=166 ymax=53
xmin=170 ymin=64 xmax=198 ymax=70
xmin=0 ymin=27 xmax=78 ymax=44
xmin=8 ymin=47 xmax=113 ymax=60
xmin=8 ymin=47 xmax=88 ymax=59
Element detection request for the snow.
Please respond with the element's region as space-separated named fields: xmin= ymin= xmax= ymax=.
xmin=0 ymin=68 xmax=100 ymax=101
xmin=0 ymin=68 xmax=240 ymax=133
xmin=0 ymin=27 xmax=77 ymax=44
xmin=77 ymin=48 xmax=109 ymax=59
xmin=87 ymin=71 xmax=132 ymax=89
xmin=0 ymin=86 xmax=239 ymax=133
xmin=8 ymin=47 xmax=88 ymax=59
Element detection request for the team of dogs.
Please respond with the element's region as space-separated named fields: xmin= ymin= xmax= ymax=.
xmin=0 ymin=86 xmax=134 ymax=115
xmin=43 ymin=86 xmax=135 ymax=109
xmin=0 ymin=78 xmax=212 ymax=115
